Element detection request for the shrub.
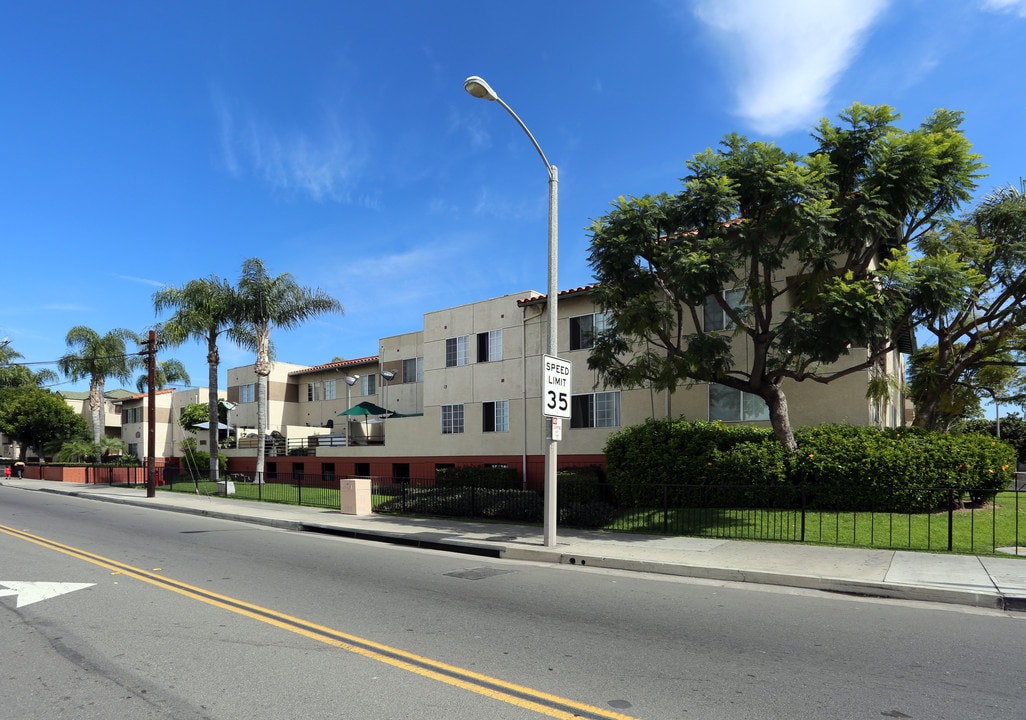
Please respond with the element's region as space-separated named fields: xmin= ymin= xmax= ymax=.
xmin=375 ymin=485 xmax=542 ymax=522
xmin=185 ymin=451 xmax=228 ymax=479
xmin=604 ymin=420 xmax=1016 ymax=514
xmin=560 ymin=501 xmax=619 ymax=529
xmin=435 ymin=465 xmax=519 ymax=489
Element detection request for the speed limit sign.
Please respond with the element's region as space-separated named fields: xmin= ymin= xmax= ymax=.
xmin=542 ymin=355 xmax=572 ymax=419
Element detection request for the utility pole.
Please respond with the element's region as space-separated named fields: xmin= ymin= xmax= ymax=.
xmin=146 ymin=330 xmax=157 ymax=498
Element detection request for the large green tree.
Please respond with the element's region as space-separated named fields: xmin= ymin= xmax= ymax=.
xmin=57 ymin=327 xmax=143 ymax=444
xmin=0 ymin=387 xmax=90 ymax=460
xmin=894 ymin=183 xmax=1026 ymax=430
xmin=587 ymin=104 xmax=982 ymax=450
xmin=153 ymin=275 xmax=252 ymax=483
xmin=236 ymin=258 xmax=342 ymax=479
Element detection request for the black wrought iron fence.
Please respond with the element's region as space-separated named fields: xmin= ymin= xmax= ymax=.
xmin=369 ymin=478 xmax=1026 ymax=555
xmin=154 ymin=471 xmax=1026 ymax=555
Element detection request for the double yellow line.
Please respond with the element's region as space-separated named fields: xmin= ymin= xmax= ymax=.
xmin=0 ymin=524 xmax=639 ymax=719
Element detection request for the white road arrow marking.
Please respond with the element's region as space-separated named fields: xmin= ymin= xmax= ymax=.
xmin=0 ymin=581 xmax=95 ymax=608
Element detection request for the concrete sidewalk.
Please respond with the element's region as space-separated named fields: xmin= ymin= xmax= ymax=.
xmin=4 ymin=477 xmax=1026 ymax=612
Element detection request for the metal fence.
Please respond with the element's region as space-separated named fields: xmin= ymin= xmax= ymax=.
xmin=151 ymin=471 xmax=1025 ymax=555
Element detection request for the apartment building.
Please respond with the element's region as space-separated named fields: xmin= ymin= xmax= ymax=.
xmin=116 ymin=387 xmax=225 ymax=459
xmin=58 ymin=388 xmax=135 ymax=440
xmin=221 ymin=286 xmax=907 ymax=486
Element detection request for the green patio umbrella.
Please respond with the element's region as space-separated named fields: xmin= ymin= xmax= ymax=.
xmin=338 ymin=401 xmax=389 ymax=417
xmin=338 ymin=401 xmax=390 ymax=444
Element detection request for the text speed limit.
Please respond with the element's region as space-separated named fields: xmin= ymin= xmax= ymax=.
xmin=542 ymin=355 xmax=572 ymax=419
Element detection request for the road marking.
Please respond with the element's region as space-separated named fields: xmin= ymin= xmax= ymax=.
xmin=0 ymin=581 xmax=95 ymax=607
xmin=0 ymin=524 xmax=639 ymax=720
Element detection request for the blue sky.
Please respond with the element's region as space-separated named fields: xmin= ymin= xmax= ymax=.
xmin=2 ymin=0 xmax=1025 ymax=394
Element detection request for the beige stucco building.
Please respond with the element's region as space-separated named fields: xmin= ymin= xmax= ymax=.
xmin=219 ymin=285 xmax=907 ymax=486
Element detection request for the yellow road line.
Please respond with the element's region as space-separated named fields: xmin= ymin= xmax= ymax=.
xmin=0 ymin=523 xmax=640 ymax=720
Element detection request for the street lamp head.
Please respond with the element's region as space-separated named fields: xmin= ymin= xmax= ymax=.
xmin=464 ymin=76 xmax=498 ymax=102
xmin=344 ymin=375 xmax=359 ymax=386
xmin=380 ymin=370 xmax=397 ymax=382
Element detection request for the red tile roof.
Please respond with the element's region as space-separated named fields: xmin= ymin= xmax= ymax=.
xmin=288 ymin=356 xmax=380 ymax=376
xmin=517 ymin=284 xmax=599 ymax=307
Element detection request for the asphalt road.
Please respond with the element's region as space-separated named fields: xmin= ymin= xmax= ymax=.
xmin=2 ymin=486 xmax=1025 ymax=719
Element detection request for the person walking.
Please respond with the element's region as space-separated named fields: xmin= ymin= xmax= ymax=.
xmin=13 ymin=461 xmax=25 ymax=479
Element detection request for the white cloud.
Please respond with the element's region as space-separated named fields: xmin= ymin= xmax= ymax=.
xmin=981 ymin=0 xmax=1026 ymax=17
xmin=111 ymin=273 xmax=165 ymax=288
xmin=691 ymin=0 xmax=890 ymax=135
xmin=212 ymin=86 xmax=367 ymax=203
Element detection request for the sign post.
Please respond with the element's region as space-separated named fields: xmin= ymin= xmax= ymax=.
xmin=541 ymin=354 xmax=571 ymax=548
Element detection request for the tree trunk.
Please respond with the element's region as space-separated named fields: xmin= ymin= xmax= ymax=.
xmin=88 ymin=380 xmax=103 ymax=445
xmin=254 ymin=330 xmax=271 ymax=483
xmin=762 ymin=383 xmax=798 ymax=452
xmin=255 ymin=373 xmax=268 ymax=482
xmin=207 ymin=343 xmax=220 ymax=484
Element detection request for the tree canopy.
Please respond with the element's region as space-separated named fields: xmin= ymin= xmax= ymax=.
xmin=587 ymin=103 xmax=983 ymax=450
xmin=0 ymin=387 xmax=90 ymax=460
xmin=153 ymin=274 xmax=251 ymax=483
xmin=235 ymin=258 xmax=343 ymax=478
xmin=0 ymin=340 xmax=59 ymax=389
xmin=57 ymin=326 xmax=143 ymax=444
xmin=893 ymin=182 xmax=1026 ymax=430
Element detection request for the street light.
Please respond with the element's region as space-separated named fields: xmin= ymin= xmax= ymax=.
xmin=464 ymin=75 xmax=560 ymax=548
xmin=380 ymin=369 xmax=397 ymax=418
xmin=344 ymin=375 xmax=359 ymax=446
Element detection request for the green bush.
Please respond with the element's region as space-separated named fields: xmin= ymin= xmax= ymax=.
xmin=375 ymin=486 xmax=542 ymax=522
xmin=435 ymin=465 xmax=520 ymax=489
xmin=558 ymin=465 xmax=606 ymax=504
xmin=185 ymin=451 xmax=228 ymax=479
xmin=604 ymin=420 xmax=1016 ymax=513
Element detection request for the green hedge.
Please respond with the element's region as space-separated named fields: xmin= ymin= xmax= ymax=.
xmin=435 ymin=465 xmax=520 ymax=489
xmin=604 ymin=420 xmax=1016 ymax=513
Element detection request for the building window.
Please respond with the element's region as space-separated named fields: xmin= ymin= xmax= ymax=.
xmin=708 ymin=383 xmax=770 ymax=422
xmin=307 ymin=382 xmax=321 ymax=402
xmin=322 ymin=463 xmax=336 ymax=482
xmin=128 ymin=443 xmax=138 ymax=457
xmin=569 ymin=312 xmax=610 ymax=351
xmin=477 ymin=329 xmax=502 ymax=362
xmin=402 ymin=357 xmax=423 ymax=383
xmin=703 ymin=289 xmax=746 ymax=331
xmin=570 ymin=391 xmax=621 ymax=428
xmin=123 ymin=407 xmax=142 ymax=424
xmin=240 ymin=383 xmax=255 ymax=403
xmin=441 ymin=404 xmax=464 ymax=434
xmin=445 ymin=336 xmax=469 ymax=367
xmin=324 ymin=379 xmax=337 ymax=401
xmin=483 ymin=400 xmax=509 ymax=433
xmin=359 ymin=374 xmax=376 ymax=396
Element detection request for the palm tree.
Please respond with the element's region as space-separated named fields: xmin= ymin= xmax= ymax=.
xmin=153 ymin=276 xmax=252 ymax=483
xmin=57 ymin=327 xmax=143 ymax=444
xmin=135 ymin=359 xmax=192 ymax=393
xmin=0 ymin=339 xmax=59 ymax=388
xmin=236 ymin=258 xmax=343 ymax=480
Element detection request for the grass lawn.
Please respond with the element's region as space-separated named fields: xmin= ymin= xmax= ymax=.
xmin=612 ymin=492 xmax=1026 ymax=555
xmin=162 ymin=480 xmax=341 ymax=509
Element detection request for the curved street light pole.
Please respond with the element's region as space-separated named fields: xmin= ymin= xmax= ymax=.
xmin=465 ymin=76 xmax=559 ymax=547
